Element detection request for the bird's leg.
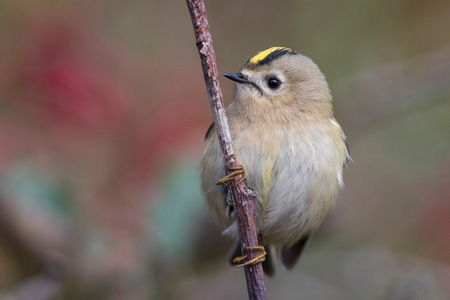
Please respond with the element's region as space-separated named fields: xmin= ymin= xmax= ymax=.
xmin=232 ymin=246 xmax=266 ymax=268
xmin=215 ymin=165 xmax=246 ymax=187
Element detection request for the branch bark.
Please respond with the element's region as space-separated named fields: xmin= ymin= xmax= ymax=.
xmin=186 ymin=1 xmax=268 ymax=299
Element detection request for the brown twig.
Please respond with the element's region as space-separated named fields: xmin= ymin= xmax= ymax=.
xmin=185 ymin=1 xmax=267 ymax=299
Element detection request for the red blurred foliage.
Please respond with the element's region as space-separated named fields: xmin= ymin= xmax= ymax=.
xmin=14 ymin=18 xmax=132 ymax=135
xmin=5 ymin=14 xmax=212 ymax=184
xmin=420 ymin=161 xmax=450 ymax=262
xmin=129 ymin=73 xmax=211 ymax=182
xmin=38 ymin=60 xmax=127 ymax=129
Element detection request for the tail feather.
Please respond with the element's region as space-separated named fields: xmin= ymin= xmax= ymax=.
xmin=280 ymin=235 xmax=311 ymax=270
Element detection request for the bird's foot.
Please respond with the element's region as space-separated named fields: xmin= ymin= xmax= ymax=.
xmin=215 ymin=165 xmax=246 ymax=187
xmin=232 ymin=246 xmax=266 ymax=267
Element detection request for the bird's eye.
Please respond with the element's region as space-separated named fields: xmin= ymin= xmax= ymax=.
xmin=267 ymin=77 xmax=281 ymax=90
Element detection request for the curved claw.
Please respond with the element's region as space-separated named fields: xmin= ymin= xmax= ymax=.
xmin=233 ymin=246 xmax=266 ymax=268
xmin=215 ymin=165 xmax=246 ymax=187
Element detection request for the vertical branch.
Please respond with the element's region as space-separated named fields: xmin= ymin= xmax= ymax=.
xmin=186 ymin=1 xmax=268 ymax=300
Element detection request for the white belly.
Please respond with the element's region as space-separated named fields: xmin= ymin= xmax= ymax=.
xmin=201 ymin=123 xmax=343 ymax=246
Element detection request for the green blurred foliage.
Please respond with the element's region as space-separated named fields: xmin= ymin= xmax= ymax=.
xmin=154 ymin=163 xmax=204 ymax=259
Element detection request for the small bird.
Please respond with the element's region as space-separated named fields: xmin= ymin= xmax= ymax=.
xmin=200 ymin=47 xmax=350 ymax=275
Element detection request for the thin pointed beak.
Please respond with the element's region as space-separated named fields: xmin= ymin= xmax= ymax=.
xmin=223 ymin=72 xmax=251 ymax=84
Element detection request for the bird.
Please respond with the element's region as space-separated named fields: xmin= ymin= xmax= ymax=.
xmin=200 ymin=46 xmax=350 ymax=276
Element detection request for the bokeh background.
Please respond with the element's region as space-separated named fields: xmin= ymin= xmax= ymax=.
xmin=0 ymin=1 xmax=449 ymax=299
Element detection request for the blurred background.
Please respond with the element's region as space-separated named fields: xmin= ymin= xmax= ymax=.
xmin=0 ymin=1 xmax=449 ymax=299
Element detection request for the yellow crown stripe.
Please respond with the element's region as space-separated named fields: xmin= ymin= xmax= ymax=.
xmin=249 ymin=47 xmax=292 ymax=65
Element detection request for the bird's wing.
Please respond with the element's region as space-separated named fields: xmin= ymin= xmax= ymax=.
xmin=204 ymin=122 xmax=215 ymax=141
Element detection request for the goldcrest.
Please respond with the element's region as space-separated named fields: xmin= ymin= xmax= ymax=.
xmin=200 ymin=47 xmax=350 ymax=275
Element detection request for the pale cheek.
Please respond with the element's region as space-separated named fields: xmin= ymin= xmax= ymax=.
xmin=236 ymin=85 xmax=256 ymax=98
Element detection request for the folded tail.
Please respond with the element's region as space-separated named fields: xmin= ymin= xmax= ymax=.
xmin=280 ymin=235 xmax=311 ymax=270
